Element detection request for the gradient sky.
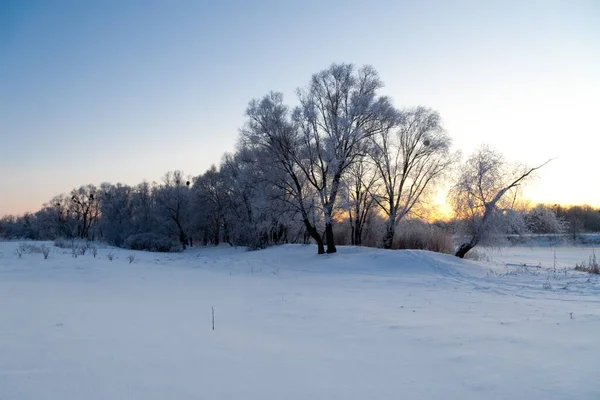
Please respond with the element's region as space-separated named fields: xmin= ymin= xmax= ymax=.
xmin=1 ymin=0 xmax=599 ymax=216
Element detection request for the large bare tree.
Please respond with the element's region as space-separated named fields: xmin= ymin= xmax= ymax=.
xmin=370 ymin=107 xmax=455 ymax=249
xmin=294 ymin=63 xmax=396 ymax=253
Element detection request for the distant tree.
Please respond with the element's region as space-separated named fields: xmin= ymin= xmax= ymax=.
xmin=192 ymin=165 xmax=229 ymax=245
xmin=524 ymin=204 xmax=566 ymax=234
xmin=560 ymin=205 xmax=600 ymax=235
xmin=38 ymin=194 xmax=77 ymax=238
xmin=69 ymin=185 xmax=100 ymax=239
xmin=99 ymin=183 xmax=135 ymax=246
xmin=130 ymin=181 xmax=157 ymax=234
xmin=369 ymin=106 xmax=455 ymax=249
xmin=154 ymin=171 xmax=192 ymax=248
xmin=450 ymin=146 xmax=551 ymax=258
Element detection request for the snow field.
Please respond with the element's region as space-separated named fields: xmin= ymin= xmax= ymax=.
xmin=1 ymin=242 xmax=599 ymax=399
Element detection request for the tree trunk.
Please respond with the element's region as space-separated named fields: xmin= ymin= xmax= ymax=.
xmin=179 ymin=230 xmax=187 ymax=249
xmin=382 ymin=218 xmax=395 ymax=249
xmin=325 ymin=222 xmax=336 ymax=254
xmin=455 ymin=241 xmax=475 ymax=258
xmin=303 ymin=218 xmax=325 ymax=254
xmin=353 ymin=217 xmax=361 ymax=246
xmin=214 ymin=224 xmax=220 ymax=245
xmin=355 ymin=224 xmax=363 ymax=246
xmin=175 ymin=220 xmax=187 ymax=249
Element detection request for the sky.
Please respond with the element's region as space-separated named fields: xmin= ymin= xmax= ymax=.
xmin=1 ymin=0 xmax=599 ymax=217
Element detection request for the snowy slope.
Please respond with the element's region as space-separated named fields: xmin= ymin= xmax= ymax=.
xmin=1 ymin=241 xmax=599 ymax=399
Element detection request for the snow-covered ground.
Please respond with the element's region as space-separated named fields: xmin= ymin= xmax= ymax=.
xmin=1 ymin=241 xmax=599 ymax=399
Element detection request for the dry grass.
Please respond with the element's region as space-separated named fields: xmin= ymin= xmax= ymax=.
xmin=392 ymin=220 xmax=454 ymax=254
xmin=575 ymin=251 xmax=599 ymax=274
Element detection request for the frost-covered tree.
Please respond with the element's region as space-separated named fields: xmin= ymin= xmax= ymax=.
xmin=524 ymin=204 xmax=566 ymax=234
xmin=192 ymin=165 xmax=229 ymax=245
xmin=450 ymin=146 xmax=551 ymax=258
xmin=340 ymin=157 xmax=378 ymax=246
xmin=219 ymin=150 xmax=292 ymax=248
xmin=154 ymin=171 xmax=192 ymax=248
xmin=293 ymin=63 xmax=397 ymax=253
xmin=98 ymin=183 xmax=135 ymax=246
xmin=130 ymin=181 xmax=157 ymax=234
xmin=370 ymin=107 xmax=455 ymax=249
xmin=0 ymin=213 xmax=40 ymax=239
xmin=34 ymin=194 xmax=75 ymax=239
xmin=242 ymin=92 xmax=326 ymax=253
xmin=69 ymin=185 xmax=100 ymax=239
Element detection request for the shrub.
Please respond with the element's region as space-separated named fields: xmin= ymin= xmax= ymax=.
xmin=14 ymin=242 xmax=48 ymax=257
xmin=14 ymin=247 xmax=23 ymax=258
xmin=41 ymin=245 xmax=50 ymax=259
xmin=124 ymin=233 xmax=183 ymax=253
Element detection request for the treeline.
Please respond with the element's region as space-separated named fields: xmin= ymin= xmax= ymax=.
xmin=0 ymin=63 xmax=591 ymax=254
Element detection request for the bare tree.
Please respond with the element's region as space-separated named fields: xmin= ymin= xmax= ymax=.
xmin=370 ymin=107 xmax=455 ymax=249
xmin=192 ymin=165 xmax=230 ymax=246
xmin=341 ymin=157 xmax=378 ymax=246
xmin=40 ymin=194 xmax=75 ymax=238
xmin=69 ymin=185 xmax=100 ymax=239
xmin=294 ymin=63 xmax=396 ymax=253
xmin=154 ymin=171 xmax=192 ymax=248
xmin=449 ymin=146 xmax=551 ymax=258
xmin=130 ymin=181 xmax=156 ymax=234
xmin=242 ymin=92 xmax=326 ymax=254
xmin=219 ymin=150 xmax=292 ymax=249
xmin=99 ymin=183 xmax=134 ymax=246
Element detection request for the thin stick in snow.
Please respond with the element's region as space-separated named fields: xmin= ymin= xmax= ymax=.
xmin=212 ymin=306 xmax=215 ymax=331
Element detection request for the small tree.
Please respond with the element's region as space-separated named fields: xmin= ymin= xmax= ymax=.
xmin=450 ymin=146 xmax=551 ymax=258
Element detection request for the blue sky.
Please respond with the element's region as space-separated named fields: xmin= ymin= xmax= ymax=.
xmin=1 ymin=0 xmax=599 ymax=216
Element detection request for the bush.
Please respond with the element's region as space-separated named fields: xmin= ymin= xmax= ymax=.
xmin=392 ymin=220 xmax=454 ymax=254
xmin=14 ymin=242 xmax=48 ymax=257
xmin=124 ymin=233 xmax=183 ymax=253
